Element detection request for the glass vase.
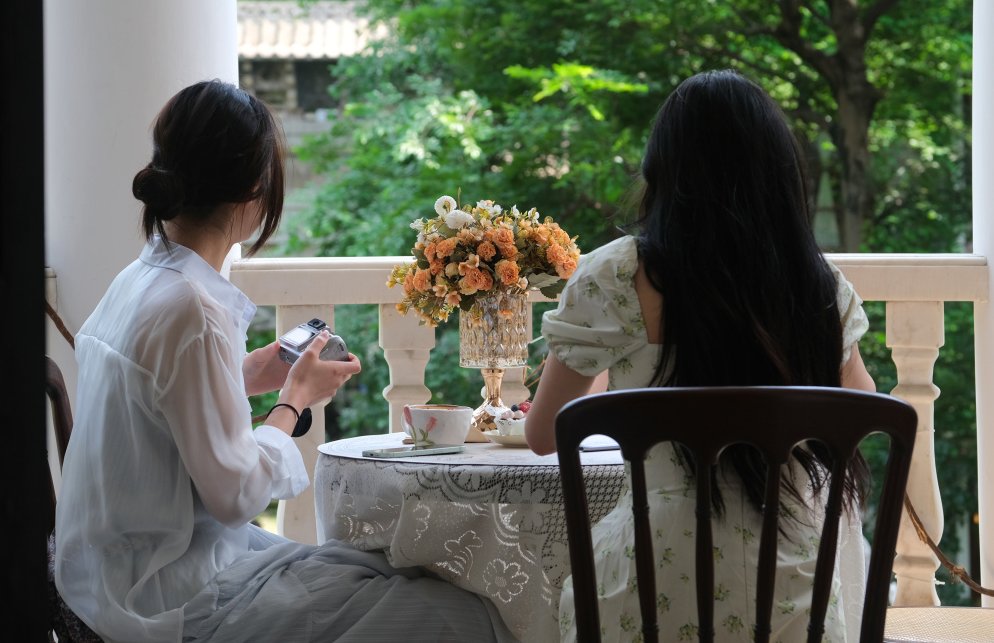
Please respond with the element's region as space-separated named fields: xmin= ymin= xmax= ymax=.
xmin=459 ymin=290 xmax=529 ymax=435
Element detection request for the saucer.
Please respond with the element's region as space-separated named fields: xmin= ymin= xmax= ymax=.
xmin=483 ymin=430 xmax=528 ymax=447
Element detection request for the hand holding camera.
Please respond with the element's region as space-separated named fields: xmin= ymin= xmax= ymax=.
xmin=278 ymin=318 xmax=350 ymax=364
xmin=274 ymin=320 xmax=362 ymax=427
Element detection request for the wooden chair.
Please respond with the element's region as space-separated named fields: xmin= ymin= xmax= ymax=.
xmin=556 ymin=386 xmax=917 ymax=643
xmin=45 ymin=356 xmax=102 ymax=642
xmin=45 ymin=356 xmax=73 ymax=535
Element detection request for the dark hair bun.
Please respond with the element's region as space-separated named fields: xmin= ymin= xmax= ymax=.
xmin=132 ymin=165 xmax=185 ymax=221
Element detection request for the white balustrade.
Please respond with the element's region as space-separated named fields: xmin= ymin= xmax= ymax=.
xmin=887 ymin=301 xmax=944 ymax=606
xmin=232 ymin=252 xmax=989 ymax=605
xmin=379 ymin=303 xmax=434 ymax=432
xmin=832 ymin=254 xmax=988 ymax=604
xmin=273 ymin=304 xmax=334 ymax=543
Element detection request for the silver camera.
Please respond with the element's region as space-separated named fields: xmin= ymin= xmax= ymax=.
xmin=278 ymin=318 xmax=349 ymax=364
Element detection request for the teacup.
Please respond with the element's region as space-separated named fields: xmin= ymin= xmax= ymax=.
xmin=403 ymin=404 xmax=473 ymax=446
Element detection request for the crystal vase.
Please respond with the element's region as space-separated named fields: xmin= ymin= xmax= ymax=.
xmin=459 ymin=290 xmax=529 ymax=436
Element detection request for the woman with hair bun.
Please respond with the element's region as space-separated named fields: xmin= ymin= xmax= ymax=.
xmin=526 ymin=70 xmax=876 ymax=641
xmin=55 ymin=80 xmax=513 ymax=643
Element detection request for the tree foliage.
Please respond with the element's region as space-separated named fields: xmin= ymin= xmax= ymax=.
xmin=286 ymin=0 xmax=977 ymax=603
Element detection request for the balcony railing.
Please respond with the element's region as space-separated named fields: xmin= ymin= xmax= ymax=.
xmin=230 ymin=251 xmax=989 ymax=608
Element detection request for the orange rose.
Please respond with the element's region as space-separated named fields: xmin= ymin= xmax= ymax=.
xmin=556 ymin=257 xmax=577 ymax=279
xmin=458 ymin=267 xmax=483 ymax=294
xmin=497 ymin=242 xmax=517 ymax=260
xmin=459 ymin=253 xmax=481 ymax=275
xmin=445 ymin=291 xmax=462 ymax=306
xmin=403 ymin=269 xmax=416 ymax=295
xmin=546 ymin=243 xmax=568 ymax=266
xmin=494 ymin=227 xmax=515 ymax=245
xmin=495 ymin=259 xmax=520 ymax=287
xmin=465 ymin=267 xmax=493 ymax=292
xmin=532 ymin=225 xmax=550 ymax=245
xmin=429 ymin=258 xmax=446 ymax=275
xmin=424 ymin=242 xmax=437 ymax=262
xmin=412 ymin=268 xmax=432 ymax=293
xmin=436 ymin=238 xmax=458 ymax=258
xmin=458 ymin=274 xmax=478 ymax=295
xmin=476 ymin=241 xmax=497 ymax=261
xmin=476 ymin=270 xmax=494 ymax=292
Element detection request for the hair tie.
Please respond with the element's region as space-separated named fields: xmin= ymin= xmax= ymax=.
xmin=265 ymin=403 xmax=312 ymax=437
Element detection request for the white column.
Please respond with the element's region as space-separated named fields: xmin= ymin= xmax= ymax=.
xmin=888 ymin=301 xmax=944 ymax=606
xmin=274 ymin=304 xmax=334 ymax=545
xmin=379 ymin=305 xmax=435 ymax=432
xmin=972 ymin=0 xmax=994 ymax=608
xmin=44 ymin=0 xmax=238 ymax=434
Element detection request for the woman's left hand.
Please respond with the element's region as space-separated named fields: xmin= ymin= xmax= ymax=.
xmin=243 ymin=341 xmax=291 ymax=396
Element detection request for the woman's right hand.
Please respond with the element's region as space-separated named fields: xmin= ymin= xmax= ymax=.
xmin=279 ymin=330 xmax=362 ymax=410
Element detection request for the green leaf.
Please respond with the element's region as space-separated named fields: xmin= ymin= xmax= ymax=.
xmin=527 ymin=272 xmax=561 ymax=290
xmin=539 ymin=280 xmax=567 ymax=298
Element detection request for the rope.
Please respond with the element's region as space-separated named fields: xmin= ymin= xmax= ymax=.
xmin=904 ymin=494 xmax=994 ymax=597
xmin=524 ymin=355 xmax=545 ymax=388
xmin=46 ymin=301 xmax=75 ymax=350
xmin=45 ymin=302 xmax=268 ymax=423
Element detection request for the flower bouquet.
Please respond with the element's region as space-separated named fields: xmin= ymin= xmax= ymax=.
xmin=388 ymin=195 xmax=581 ymax=435
xmin=387 ymin=195 xmax=580 ymax=326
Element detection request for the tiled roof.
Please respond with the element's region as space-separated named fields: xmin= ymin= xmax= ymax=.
xmin=237 ymin=1 xmax=384 ymax=60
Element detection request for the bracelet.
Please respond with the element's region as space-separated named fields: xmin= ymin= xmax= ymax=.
xmin=265 ymin=403 xmax=313 ymax=438
xmin=266 ymin=403 xmax=299 ymax=423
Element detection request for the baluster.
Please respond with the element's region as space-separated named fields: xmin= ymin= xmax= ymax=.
xmin=274 ymin=304 xmax=333 ymax=544
xmin=379 ymin=304 xmax=435 ymax=433
xmin=887 ymin=300 xmax=944 ymax=606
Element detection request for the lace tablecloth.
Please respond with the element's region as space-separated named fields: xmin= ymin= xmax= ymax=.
xmin=314 ymin=433 xmax=626 ymax=642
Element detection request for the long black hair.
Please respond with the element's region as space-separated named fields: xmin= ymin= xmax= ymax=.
xmin=132 ymin=79 xmax=286 ymax=256
xmin=637 ymin=70 xmax=868 ymax=515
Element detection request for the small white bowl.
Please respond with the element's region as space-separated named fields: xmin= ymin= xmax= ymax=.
xmin=494 ymin=417 xmax=527 ymax=437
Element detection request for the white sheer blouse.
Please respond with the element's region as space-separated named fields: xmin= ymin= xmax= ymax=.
xmin=55 ymin=237 xmax=308 ymax=643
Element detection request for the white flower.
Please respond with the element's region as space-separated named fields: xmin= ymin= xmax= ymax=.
xmin=434 ymin=195 xmax=457 ymax=216
xmin=410 ymin=218 xmax=426 ymax=232
xmin=511 ymin=205 xmax=520 ymax=217
xmin=476 ymin=199 xmax=502 ymax=216
xmin=444 ymin=208 xmax=475 ymax=229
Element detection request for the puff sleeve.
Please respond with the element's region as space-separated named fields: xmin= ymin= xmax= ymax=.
xmin=828 ymin=260 xmax=869 ymax=366
xmin=541 ymin=236 xmax=645 ymax=376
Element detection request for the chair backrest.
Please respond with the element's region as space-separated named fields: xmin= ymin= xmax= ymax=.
xmin=44 ymin=356 xmax=74 ymax=535
xmin=555 ymin=386 xmax=917 ymax=643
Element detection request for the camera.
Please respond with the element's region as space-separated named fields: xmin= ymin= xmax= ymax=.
xmin=278 ymin=318 xmax=349 ymax=364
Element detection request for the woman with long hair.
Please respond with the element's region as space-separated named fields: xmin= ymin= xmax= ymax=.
xmin=526 ymin=69 xmax=874 ymax=641
xmin=55 ymin=80 xmax=513 ymax=643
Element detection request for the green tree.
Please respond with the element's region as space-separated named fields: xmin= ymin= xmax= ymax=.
xmin=290 ymin=0 xmax=977 ymax=602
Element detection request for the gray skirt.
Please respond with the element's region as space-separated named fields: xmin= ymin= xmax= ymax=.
xmin=183 ymin=527 xmax=516 ymax=642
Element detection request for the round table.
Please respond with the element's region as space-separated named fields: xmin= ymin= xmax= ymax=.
xmin=314 ymin=433 xmax=626 ymax=642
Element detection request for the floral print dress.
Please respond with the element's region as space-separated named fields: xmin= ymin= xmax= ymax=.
xmin=544 ymin=236 xmax=870 ymax=642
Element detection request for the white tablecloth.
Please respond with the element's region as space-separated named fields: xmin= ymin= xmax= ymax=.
xmin=314 ymin=433 xmax=626 ymax=642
